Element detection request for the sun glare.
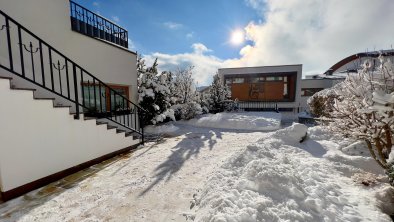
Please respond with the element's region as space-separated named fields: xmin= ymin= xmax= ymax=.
xmin=230 ymin=30 xmax=244 ymax=45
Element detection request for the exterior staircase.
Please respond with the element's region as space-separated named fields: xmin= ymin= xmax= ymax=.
xmin=0 ymin=9 xmax=145 ymax=142
xmin=0 ymin=8 xmax=146 ymax=201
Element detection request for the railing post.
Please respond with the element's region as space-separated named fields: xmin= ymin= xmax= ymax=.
xmin=39 ymin=41 xmax=45 ymax=87
xmin=139 ymin=108 xmax=144 ymax=144
xmin=17 ymin=26 xmax=25 ymax=76
xmin=5 ymin=18 xmax=13 ymax=71
xmin=73 ymin=64 xmax=80 ymax=119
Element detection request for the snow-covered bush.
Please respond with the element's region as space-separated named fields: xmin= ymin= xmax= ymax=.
xmin=171 ymin=102 xmax=203 ymax=120
xmin=321 ymin=55 xmax=394 ymax=179
xmin=308 ymin=88 xmax=337 ymax=117
xmin=197 ymin=92 xmax=210 ymax=114
xmin=137 ymin=57 xmax=175 ymax=125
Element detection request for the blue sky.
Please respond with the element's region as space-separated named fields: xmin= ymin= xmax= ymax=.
xmin=73 ymin=0 xmax=394 ymax=85
xmin=74 ymin=0 xmax=260 ymax=59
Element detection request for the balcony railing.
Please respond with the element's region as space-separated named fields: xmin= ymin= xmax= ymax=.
xmin=238 ymin=101 xmax=279 ymax=112
xmin=69 ymin=0 xmax=128 ymax=48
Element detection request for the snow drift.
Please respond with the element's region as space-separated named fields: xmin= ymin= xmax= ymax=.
xmin=193 ymin=123 xmax=393 ymax=221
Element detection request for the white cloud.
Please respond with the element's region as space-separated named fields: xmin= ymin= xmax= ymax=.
xmin=93 ymin=2 xmax=99 ymax=7
xmin=111 ymin=16 xmax=120 ymax=23
xmin=233 ymin=0 xmax=394 ymax=75
xmin=145 ymin=0 xmax=394 ymax=85
xmin=191 ymin=43 xmax=212 ymax=55
xmin=163 ymin=22 xmax=183 ymax=30
xmin=143 ymin=43 xmax=222 ymax=86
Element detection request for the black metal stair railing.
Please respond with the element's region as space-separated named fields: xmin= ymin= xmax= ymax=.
xmin=69 ymin=0 xmax=128 ymax=48
xmin=0 ymin=10 xmax=145 ymax=142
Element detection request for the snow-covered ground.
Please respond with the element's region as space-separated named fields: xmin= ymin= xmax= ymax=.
xmin=194 ymin=124 xmax=394 ymax=221
xmin=0 ymin=124 xmax=267 ymax=221
xmin=177 ymin=112 xmax=281 ymax=131
xmin=0 ymin=113 xmax=393 ymax=221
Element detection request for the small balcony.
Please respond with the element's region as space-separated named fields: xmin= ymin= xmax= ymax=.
xmin=69 ymin=0 xmax=128 ymax=48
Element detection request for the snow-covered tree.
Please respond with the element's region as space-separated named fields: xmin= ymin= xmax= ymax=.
xmin=137 ymin=57 xmax=175 ymax=125
xmin=320 ymin=55 xmax=394 ymax=183
xmin=208 ymin=73 xmax=231 ymax=113
xmin=172 ymin=66 xmax=197 ymax=104
xmin=170 ymin=66 xmax=203 ymax=120
xmin=197 ymin=91 xmax=210 ymax=114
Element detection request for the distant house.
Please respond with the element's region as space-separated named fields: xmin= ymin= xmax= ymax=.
xmin=324 ymin=49 xmax=394 ymax=75
xmin=300 ymin=50 xmax=394 ymax=111
xmin=299 ymin=75 xmax=343 ymax=111
xmin=219 ymin=50 xmax=394 ymax=113
xmin=218 ymin=65 xmax=303 ymax=112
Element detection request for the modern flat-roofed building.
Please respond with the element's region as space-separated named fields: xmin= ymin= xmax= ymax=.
xmin=218 ymin=64 xmax=302 ymax=112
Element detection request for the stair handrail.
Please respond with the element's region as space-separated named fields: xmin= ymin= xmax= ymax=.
xmin=0 ymin=9 xmax=146 ymax=141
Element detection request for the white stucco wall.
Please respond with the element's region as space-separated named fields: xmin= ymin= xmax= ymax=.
xmin=299 ymin=78 xmax=340 ymax=111
xmin=0 ymin=78 xmax=138 ymax=192
xmin=0 ymin=0 xmax=138 ymax=103
xmin=218 ymin=65 xmax=303 ymax=110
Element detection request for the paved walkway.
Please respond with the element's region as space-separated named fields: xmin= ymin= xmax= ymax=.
xmin=0 ymin=125 xmax=265 ymax=222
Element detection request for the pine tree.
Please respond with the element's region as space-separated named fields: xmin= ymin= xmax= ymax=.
xmin=208 ymin=73 xmax=230 ymax=113
xmin=137 ymin=57 xmax=175 ymax=125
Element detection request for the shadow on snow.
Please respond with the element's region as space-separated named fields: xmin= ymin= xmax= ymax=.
xmin=139 ymin=129 xmax=222 ymax=196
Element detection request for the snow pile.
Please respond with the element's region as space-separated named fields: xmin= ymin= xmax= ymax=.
xmin=179 ymin=112 xmax=281 ymax=131
xmin=194 ymin=123 xmax=393 ymax=221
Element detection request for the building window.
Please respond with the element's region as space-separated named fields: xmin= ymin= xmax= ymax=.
xmin=251 ymin=77 xmax=265 ymax=83
xmin=301 ymin=88 xmax=323 ymax=97
xmin=233 ymin=78 xmax=244 ymax=83
xmin=82 ymin=83 xmax=129 ymax=112
xmin=266 ymin=76 xmax=283 ymax=81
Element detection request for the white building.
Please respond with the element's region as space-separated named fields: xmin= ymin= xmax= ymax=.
xmin=299 ymin=50 xmax=394 ymax=111
xmin=0 ymin=0 xmax=144 ymax=201
xmin=299 ymin=75 xmax=343 ymax=111
xmin=324 ymin=50 xmax=394 ymax=75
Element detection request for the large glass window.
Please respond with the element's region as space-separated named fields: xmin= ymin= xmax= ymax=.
xmin=111 ymin=87 xmax=129 ymax=111
xmin=83 ymin=84 xmax=106 ymax=112
xmin=82 ymin=83 xmax=129 ymax=112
